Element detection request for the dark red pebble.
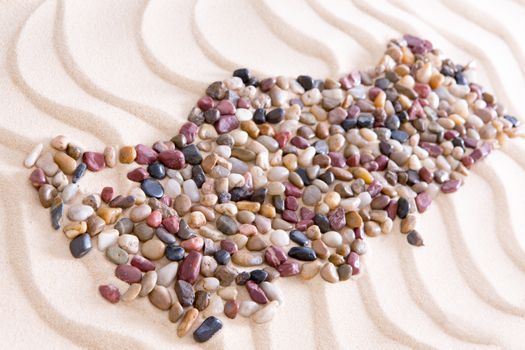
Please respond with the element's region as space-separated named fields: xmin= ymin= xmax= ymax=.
xmin=414 ymin=83 xmax=430 ymax=98
xmin=363 ymin=161 xmax=379 ymax=172
xmin=346 ymin=154 xmax=360 ymax=167
xmin=461 ymin=155 xmax=474 ymax=168
xmin=408 ymin=100 xmax=425 ymax=119
xmin=162 ymin=216 xmax=180 ymax=234
xmin=197 ymin=96 xmax=214 ymax=111
xmin=264 ymin=246 xmax=287 ymax=268
xmin=296 ymin=219 xmax=313 ymax=231
xmin=160 ymin=195 xmax=172 ymax=207
xmin=127 ymin=167 xmax=149 ymax=182
xmin=441 ymin=179 xmax=461 ymax=193
xmin=282 ymin=210 xmax=299 ymax=223
xmin=214 ymin=115 xmax=239 ymax=134
xmin=216 ymin=100 xmax=236 ymax=115
xmin=404 ymin=34 xmax=433 ymax=54
xmin=177 ymin=251 xmax=202 ymax=285
xmin=328 ymin=152 xmax=346 ymax=168
xmin=418 ymin=167 xmax=433 ymax=183
xmin=385 ymin=200 xmax=398 ymax=220
xmin=284 ymin=182 xmax=302 ymax=198
xmin=115 ymin=265 xmax=143 ymax=284
xmin=179 ymin=122 xmax=198 ymax=144
xmin=99 ymin=284 xmax=120 ymax=304
xmin=158 ymin=150 xmax=185 ymax=169
xmin=83 ymin=152 xmax=105 ymax=172
xmin=290 ymin=136 xmax=309 ymax=149
xmin=470 ymin=143 xmax=492 ymax=161
xmin=444 ymin=130 xmax=460 ymax=140
xmin=30 ymin=168 xmax=47 ymax=188
xmin=300 ymin=207 xmax=315 ymax=221
xmin=135 ymin=144 xmax=158 ymax=165
xmin=237 ymin=97 xmax=250 ymax=109
xmin=367 ymin=180 xmax=383 ymax=197
xmin=328 ymin=207 xmax=346 ymax=230
xmin=101 ymin=186 xmax=114 ymax=203
xmin=131 ymin=255 xmax=156 ymax=272
xmin=220 ymin=240 xmax=238 ymax=254
xmin=346 ymin=252 xmax=361 ymax=275
xmin=246 ymin=280 xmax=268 ymax=304
xmin=375 ymin=155 xmax=388 ymax=170
xmin=368 ymin=87 xmax=381 ymax=100
xmin=354 ymin=226 xmax=364 ymax=240
xmin=277 ymin=262 xmax=300 ymax=277
xmin=415 ymin=191 xmax=432 ymax=213
xmin=285 ymin=196 xmax=299 ymax=211
xmin=348 ymin=104 xmax=360 ymax=118
xmin=419 ymin=142 xmax=443 ymax=157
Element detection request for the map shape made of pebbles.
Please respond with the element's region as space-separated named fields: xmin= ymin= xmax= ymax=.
xmin=25 ymin=35 xmax=523 ymax=343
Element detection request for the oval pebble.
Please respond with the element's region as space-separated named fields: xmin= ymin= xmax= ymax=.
xmin=270 ymin=229 xmax=290 ymax=247
xmin=239 ymin=300 xmax=261 ymax=317
xmin=68 ymin=204 xmax=94 ymax=222
xmin=98 ymin=229 xmax=119 ymax=251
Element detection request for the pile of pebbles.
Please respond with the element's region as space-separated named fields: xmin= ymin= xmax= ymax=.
xmin=25 ymin=35 xmax=522 ymax=343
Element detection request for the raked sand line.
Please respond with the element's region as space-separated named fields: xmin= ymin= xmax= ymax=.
xmin=6 ymin=1 xmax=125 ymax=147
xmin=54 ymin=0 xmax=179 ymax=134
xmin=135 ymin=0 xmax=208 ymax=93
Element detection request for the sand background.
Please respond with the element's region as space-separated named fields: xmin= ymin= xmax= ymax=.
xmin=1 ymin=0 xmax=525 ymax=348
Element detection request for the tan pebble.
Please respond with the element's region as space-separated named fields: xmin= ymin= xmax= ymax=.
xmin=260 ymin=204 xmax=276 ymax=218
xmin=301 ymin=261 xmax=321 ymax=280
xmin=130 ymin=188 xmax=146 ymax=204
xmin=38 ymin=184 xmax=57 ymax=208
xmin=63 ymin=221 xmax=87 ymax=239
xmin=401 ymin=214 xmax=416 ymax=233
xmin=364 ymin=221 xmax=381 ymax=237
xmin=104 ymin=146 xmax=117 ymax=168
xmin=118 ymin=234 xmax=139 ymax=254
xmin=51 ymin=135 xmax=69 ymax=151
xmin=320 ymin=262 xmax=339 ymax=283
xmin=237 ymin=201 xmax=260 ymax=212
xmin=119 ymin=145 xmax=137 ymax=164
xmin=329 ymin=254 xmax=345 ymax=266
xmin=217 ymin=286 xmax=238 ymax=301
xmin=232 ymin=251 xmax=263 ymax=266
xmin=246 ymin=235 xmax=268 ymax=251
xmin=312 ymin=239 xmax=330 ymax=259
xmin=97 ymin=207 xmax=122 ymax=225
xmin=139 ymin=271 xmax=158 ymax=297
xmin=121 ymin=283 xmax=141 ymax=302
xmin=305 ymin=225 xmax=321 ymax=240
xmin=177 ymin=308 xmax=199 ymax=337
xmin=345 ymin=211 xmax=363 ymax=228
xmin=188 ymin=211 xmax=207 ymax=228
xmin=53 ymin=152 xmax=77 ymax=175
xmin=130 ymin=204 xmax=152 ymax=222
xmin=87 ymin=215 xmax=105 ymax=236
xmin=141 ymin=240 xmax=165 ymax=260
xmin=149 ymin=285 xmax=172 ymax=311
xmin=169 ymin=302 xmax=184 ymax=323
xmin=231 ymin=234 xmax=248 ymax=249
xmin=324 ymin=191 xmax=341 ymax=210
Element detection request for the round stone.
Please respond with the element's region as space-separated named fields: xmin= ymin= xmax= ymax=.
xmin=303 ymin=186 xmax=322 ymax=206
xmin=141 ymin=240 xmax=166 ymax=260
xmin=68 ymin=204 xmax=94 ymax=222
xmin=270 ymin=229 xmax=289 ymax=247
xmin=69 ymin=233 xmax=92 ymax=258
xmin=141 ymin=179 xmax=164 ymax=199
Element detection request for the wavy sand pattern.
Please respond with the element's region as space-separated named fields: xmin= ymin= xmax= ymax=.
xmin=1 ymin=0 xmax=524 ymax=348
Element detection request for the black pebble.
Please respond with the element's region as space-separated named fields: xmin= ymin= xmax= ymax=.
xmin=314 ymin=214 xmax=330 ymax=233
xmin=341 ymin=118 xmax=358 ymax=131
xmin=193 ymin=316 xmax=223 ymax=343
xmin=288 ymin=246 xmax=317 ymax=261
xmin=297 ymin=75 xmax=314 ymax=91
xmin=50 ymin=201 xmax=63 ymax=230
xmin=272 ymin=196 xmax=284 ymax=214
xmin=374 ymin=78 xmax=390 ymax=90
xmin=183 ymin=144 xmax=202 ymax=165
xmin=397 ymin=111 xmax=409 ymax=123
xmin=229 ymin=187 xmax=252 ymax=201
xmin=455 ymin=72 xmax=467 ymax=85
xmin=140 ymin=178 xmax=164 ymax=199
xmin=147 ymin=162 xmax=166 ymax=179
xmin=192 ymin=165 xmax=206 ymax=188
xmin=406 ymin=170 xmax=420 ymax=186
xmin=318 ymin=170 xmax=334 ymax=185
xmin=165 ymin=245 xmax=185 ymax=261
xmin=214 ymin=249 xmax=231 ymax=265
xmin=233 ymin=68 xmax=250 ymax=84
xmin=379 ymin=141 xmax=393 ymax=156
xmin=72 ymin=163 xmax=87 ymax=183
xmin=290 ymin=230 xmax=309 ymax=246
xmin=250 ymin=269 xmax=268 ymax=284
xmin=390 ymin=130 xmax=409 ymax=143
xmin=70 ymin=233 xmax=92 ymax=258
xmin=385 ymin=115 xmax=400 ymax=130
xmin=250 ymin=188 xmax=268 ymax=205
xmin=266 ymin=108 xmax=285 ymax=124
xmin=253 ymin=108 xmax=266 ymax=124
xmin=397 ymin=197 xmax=410 ymax=219
xmin=452 ymin=137 xmax=465 ymax=150
xmin=357 ymin=113 xmax=375 ymax=128
xmin=295 ymin=168 xmax=311 ymax=186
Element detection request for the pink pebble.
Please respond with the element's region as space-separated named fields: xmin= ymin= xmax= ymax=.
xmin=127 ymin=167 xmax=149 ymax=182
xmin=147 ymin=210 xmax=162 ymax=228
xmin=180 ymin=236 xmax=204 ymax=252
xmin=135 ymin=144 xmax=158 ymax=165
xmin=83 ymin=152 xmax=105 ymax=172
xmin=99 ymin=284 xmax=120 ymax=304
xmin=162 ymin=216 xmax=180 ymax=234
xmin=30 ymin=168 xmax=47 ymax=188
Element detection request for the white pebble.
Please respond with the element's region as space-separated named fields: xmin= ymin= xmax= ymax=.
xmin=183 ymin=179 xmax=200 ymax=202
xmin=156 ymin=262 xmax=178 ymax=287
xmin=165 ymin=179 xmax=181 ymax=198
xmin=24 ymin=143 xmax=43 ymax=168
xmin=235 ymin=108 xmax=252 ymax=121
xmin=340 ymin=198 xmax=361 ymax=212
xmin=61 ymin=183 xmax=79 ymax=203
xmin=98 ymin=229 xmax=119 ymax=251
xmin=214 ymin=145 xmax=231 ymax=158
xmin=129 ymin=187 xmax=147 ymax=204
xmin=68 ymin=204 xmax=94 ymax=221
xmin=202 ymin=295 xmax=224 ymax=318
xmin=357 ymin=192 xmax=372 ymax=209
xmin=251 ymin=301 xmax=279 ymax=324
xmin=239 ymin=301 xmax=261 ymax=317
xmin=322 ymin=231 xmax=343 ymax=248
xmin=270 ymin=229 xmax=289 ymax=247
xmin=260 ymin=282 xmax=284 ymax=305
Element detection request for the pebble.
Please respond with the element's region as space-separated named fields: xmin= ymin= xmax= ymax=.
xmin=105 ymin=245 xmax=129 ymax=265
xmin=301 ymin=261 xmax=321 ymax=280
xmin=193 ymin=316 xmax=223 ymax=343
xmin=115 ymin=264 xmax=142 ymax=284
xmin=68 ymin=204 xmax=94 ymax=222
xmin=51 ymin=135 xmax=68 ymax=151
xmin=224 ymin=300 xmax=239 ymax=319
xmin=118 ymin=234 xmax=139 ymax=254
xmin=36 ymin=152 xmax=58 ymax=176
xmin=83 ymin=152 xmax=105 ymax=172
xmin=97 ymin=229 xmax=119 ymax=251
xmin=149 ymin=285 xmax=172 ymax=310
xmin=320 ymin=262 xmax=339 ymax=283
xmin=24 ymin=143 xmax=43 ymax=168
xmin=178 ymin=308 xmax=199 ymax=337
xmin=303 ymin=185 xmax=322 ymax=206
xmin=239 ymin=301 xmax=261 ymax=317
xmin=141 ymin=178 xmax=164 ymax=199
xmin=157 ymin=262 xmax=179 ymax=287
xmin=139 ymin=271 xmax=158 ymax=296
xmin=38 ymin=184 xmax=57 ymax=208
xmin=131 ymin=255 xmax=156 ymax=272
xmin=270 ymin=229 xmax=289 ymax=247
xmin=141 ymin=239 xmax=165 ymax=260
xmin=121 ymin=283 xmax=141 ymax=302
xmin=168 ymin=302 xmax=185 ymax=322
xmin=99 ymin=284 xmax=120 ymax=304
xmin=177 ymin=251 xmax=202 ymax=284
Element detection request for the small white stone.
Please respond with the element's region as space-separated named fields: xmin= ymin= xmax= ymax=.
xmin=68 ymin=204 xmax=94 ymax=221
xmin=267 ymin=166 xmax=289 ymax=182
xmin=117 ymin=234 xmax=140 ymax=254
xmin=235 ymin=108 xmax=252 ymax=121
xmin=267 ymin=182 xmax=285 ymax=196
xmin=251 ymin=301 xmax=279 ymax=324
xmin=298 ymin=147 xmax=316 ymax=167
xmin=24 ymin=143 xmax=43 ymax=168
xmin=239 ymin=301 xmax=261 ymax=317
xmin=260 ymin=282 xmax=284 ymax=305
xmin=183 ymin=180 xmax=200 ymax=202
xmin=61 ymin=183 xmax=79 ymax=203
xmin=322 ymin=231 xmax=343 ymax=248
xmin=357 ymin=192 xmax=372 ymax=209
xmin=214 ymin=145 xmax=231 ymax=158
xmin=156 ymin=262 xmax=178 ymax=287
xmin=231 ymin=130 xmax=248 ymax=146
xmin=201 ymin=277 xmax=220 ymax=292
xmin=129 ymin=187 xmax=147 ymax=204
xmin=164 ymin=179 xmax=181 ymax=198
xmin=217 ymin=286 xmax=238 ymax=301
xmin=270 ymin=229 xmax=289 ymax=247
xmin=98 ymin=229 xmax=119 ymax=251
xmin=130 ymin=204 xmax=152 ymax=222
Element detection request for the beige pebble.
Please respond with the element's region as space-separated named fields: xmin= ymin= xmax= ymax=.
xmin=141 ymin=240 xmax=165 ymax=260
xmin=301 ymin=261 xmax=321 ymax=280
xmin=149 ymin=285 xmax=172 ymax=311
xmin=320 ymin=262 xmax=339 ymax=283
xmin=130 ymin=204 xmax=152 ymax=222
xmin=117 ymin=234 xmax=139 ymax=254
xmin=121 ymin=283 xmax=141 ymax=302
xmin=401 ymin=214 xmax=416 ymax=233
xmin=251 ymin=301 xmax=279 ymax=324
xmin=104 ymin=146 xmax=117 ymax=168
xmin=24 ymin=143 xmax=44 ymax=168
xmin=217 ymin=286 xmax=238 ymax=301
xmin=188 ymin=211 xmax=207 ymax=228
xmin=168 ymin=302 xmax=184 ymax=323
xmin=139 ymin=271 xmax=158 ymax=297
xmin=177 ymin=308 xmax=199 ymax=337
xmin=51 ymin=135 xmax=68 ymax=151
